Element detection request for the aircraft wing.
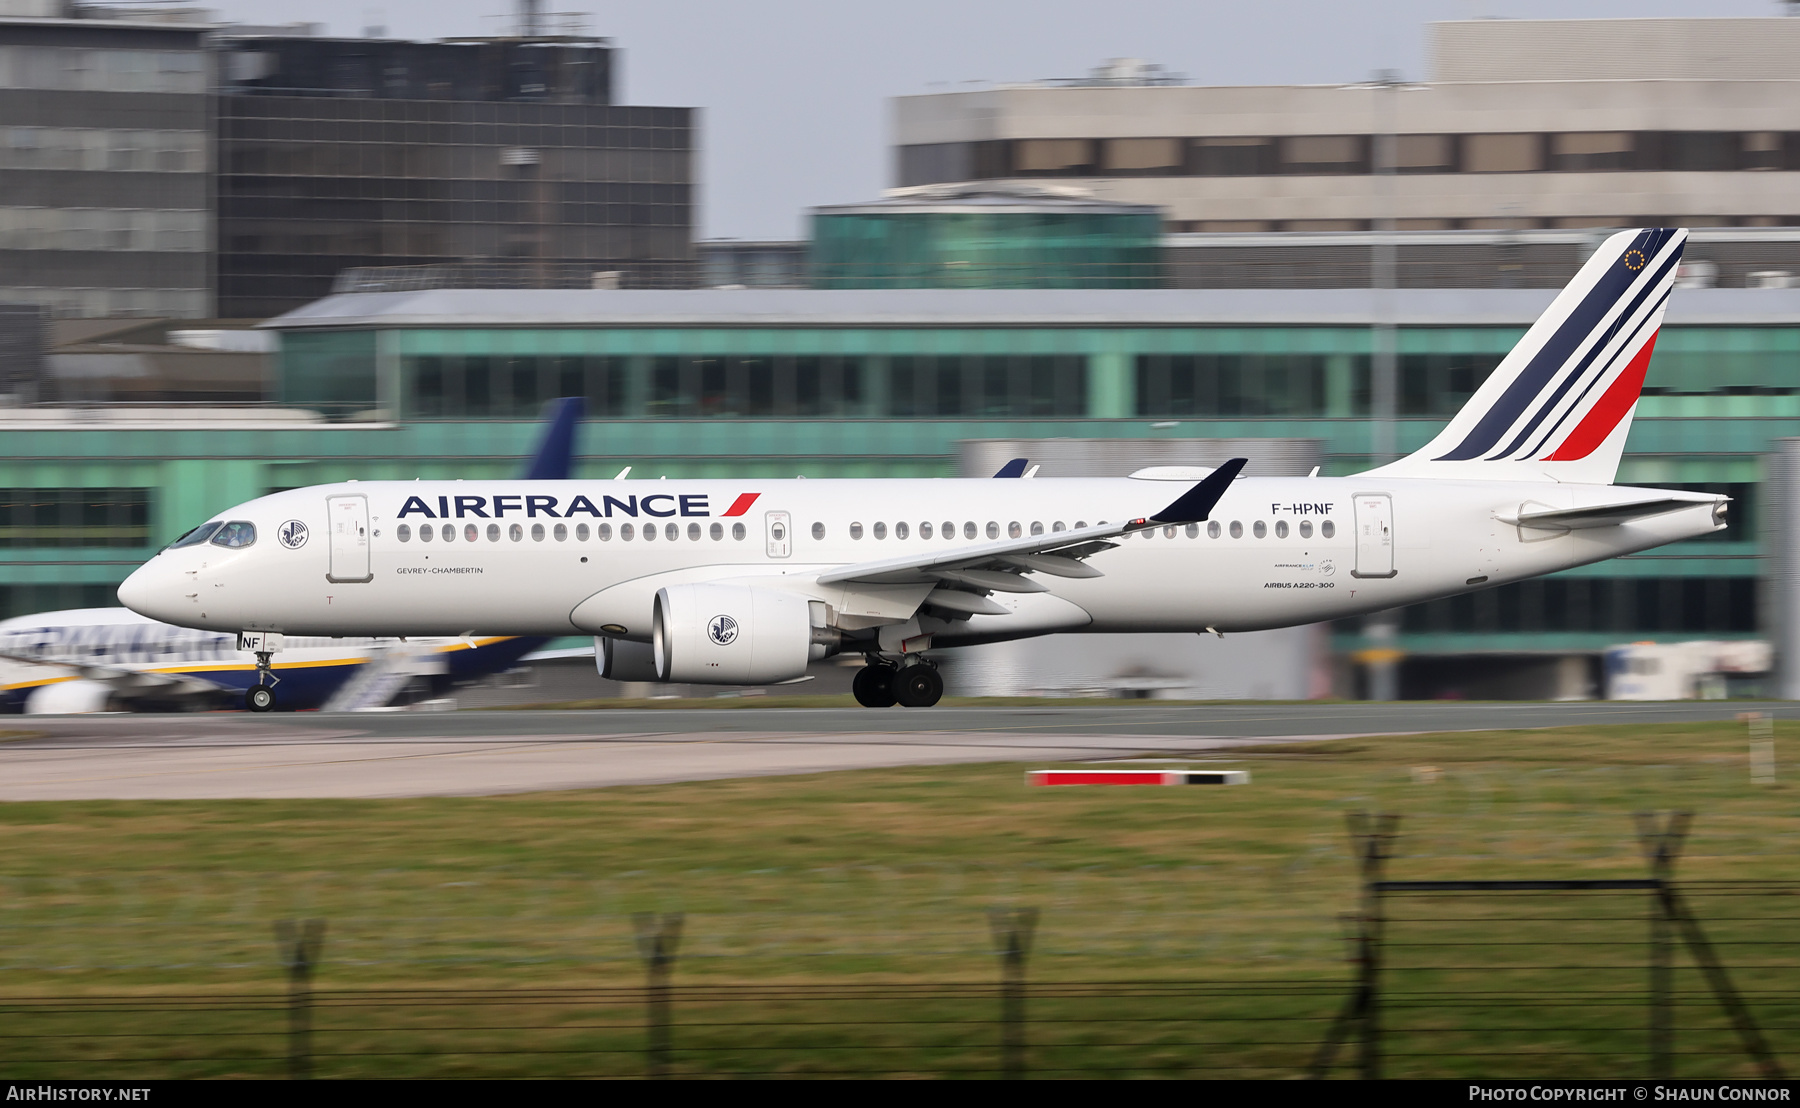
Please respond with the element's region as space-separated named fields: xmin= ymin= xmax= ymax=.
xmin=818 ymin=459 xmax=1246 ymax=591
xmin=1501 ymin=493 xmax=1720 ymax=531
xmin=0 ymin=650 xmax=225 ymax=696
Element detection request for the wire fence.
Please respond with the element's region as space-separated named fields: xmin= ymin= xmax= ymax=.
xmin=0 ymin=814 xmax=1796 ymax=1078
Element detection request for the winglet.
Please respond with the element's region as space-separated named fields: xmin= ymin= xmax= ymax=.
xmin=1150 ymin=458 xmax=1246 ymax=524
xmin=993 ymin=457 xmax=1029 ymax=478
xmin=522 ymin=397 xmax=584 ymax=480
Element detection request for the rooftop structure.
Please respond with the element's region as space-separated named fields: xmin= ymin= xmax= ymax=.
xmin=809 ymin=182 xmax=1162 ymax=289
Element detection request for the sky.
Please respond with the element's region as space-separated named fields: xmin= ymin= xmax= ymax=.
xmin=202 ymin=0 xmax=1779 ymax=240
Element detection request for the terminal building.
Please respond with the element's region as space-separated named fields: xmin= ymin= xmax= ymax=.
xmin=3 ymin=274 xmax=1783 ymax=699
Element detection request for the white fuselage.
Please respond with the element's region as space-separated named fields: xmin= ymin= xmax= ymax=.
xmin=116 ymin=475 xmax=1725 ymax=645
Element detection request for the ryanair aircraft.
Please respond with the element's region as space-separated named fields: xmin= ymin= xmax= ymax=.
xmin=118 ymin=229 xmax=1722 ymax=710
xmin=0 ymin=608 xmax=541 ymax=714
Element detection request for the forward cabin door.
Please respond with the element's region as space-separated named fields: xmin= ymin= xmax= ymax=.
xmin=1351 ymin=493 xmax=1396 ymax=578
xmin=765 ymin=511 xmax=791 ymax=558
xmin=326 ymin=494 xmax=373 ymax=582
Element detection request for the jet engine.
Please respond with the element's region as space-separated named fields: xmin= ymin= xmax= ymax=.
xmin=597 ymin=636 xmax=660 ymax=682
xmin=25 ymin=679 xmax=113 ymax=714
xmin=653 ymin=583 xmax=833 ymax=685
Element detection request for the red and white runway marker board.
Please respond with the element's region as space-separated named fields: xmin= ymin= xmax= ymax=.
xmin=1029 ymin=769 xmax=1250 ymax=787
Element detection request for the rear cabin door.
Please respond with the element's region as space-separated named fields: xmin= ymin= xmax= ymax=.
xmin=326 ymin=494 xmax=373 ymax=582
xmin=765 ymin=511 xmax=791 ymax=558
xmin=1351 ymin=493 xmax=1396 ymax=579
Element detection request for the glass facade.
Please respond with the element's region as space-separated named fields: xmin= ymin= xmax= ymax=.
xmin=281 ymin=323 xmax=1798 ymax=422
xmin=2 ymin=304 xmax=1786 ymax=660
xmin=214 ymin=37 xmax=693 ymax=318
xmin=810 ymin=211 xmax=1162 ymax=289
xmin=0 ymin=488 xmax=150 ymax=549
xmin=899 ymin=131 xmax=1800 ymax=186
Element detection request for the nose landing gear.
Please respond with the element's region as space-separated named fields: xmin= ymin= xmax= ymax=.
xmin=853 ymin=656 xmax=942 ymax=708
xmin=245 ymin=647 xmax=280 ymax=712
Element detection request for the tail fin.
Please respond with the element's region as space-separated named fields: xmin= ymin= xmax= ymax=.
xmin=521 ymin=396 xmax=584 ymax=480
xmin=1369 ymin=227 xmax=1686 ymax=485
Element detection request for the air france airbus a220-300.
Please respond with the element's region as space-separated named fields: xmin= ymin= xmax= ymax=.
xmin=119 ymin=228 xmax=1724 ymax=711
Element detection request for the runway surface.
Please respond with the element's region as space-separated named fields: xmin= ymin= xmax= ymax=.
xmin=0 ymin=701 xmax=1778 ymax=801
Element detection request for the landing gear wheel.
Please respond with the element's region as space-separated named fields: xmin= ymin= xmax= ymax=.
xmin=853 ymin=663 xmax=898 ymax=708
xmin=246 ymin=685 xmax=276 ymax=713
xmin=893 ymin=664 xmax=943 ymax=708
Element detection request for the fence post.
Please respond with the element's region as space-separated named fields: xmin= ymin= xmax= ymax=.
xmin=1352 ymin=812 xmax=1398 ymax=1080
xmin=987 ymin=907 xmax=1039 ymax=1080
xmin=633 ymin=912 xmax=684 ymax=1080
xmin=1309 ymin=811 xmax=1399 ymax=1079
xmin=273 ymin=919 xmax=326 ymax=1081
xmin=1634 ymin=811 xmax=1690 ymax=1079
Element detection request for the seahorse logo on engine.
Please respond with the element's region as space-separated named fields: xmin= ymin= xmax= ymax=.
xmin=708 ymin=614 xmax=739 ymax=646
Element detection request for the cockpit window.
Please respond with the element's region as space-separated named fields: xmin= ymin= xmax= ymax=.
xmin=167 ymin=521 xmax=222 ymax=549
xmin=210 ymin=521 xmax=257 ymax=549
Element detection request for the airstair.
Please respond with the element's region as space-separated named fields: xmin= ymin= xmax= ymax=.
xmin=322 ymin=642 xmax=445 ymax=712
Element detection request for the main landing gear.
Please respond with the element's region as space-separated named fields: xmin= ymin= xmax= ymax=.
xmin=245 ymin=649 xmax=279 ymax=712
xmin=853 ymin=657 xmax=942 ymax=709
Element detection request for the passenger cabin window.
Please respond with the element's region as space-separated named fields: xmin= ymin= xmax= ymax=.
xmin=397 ymin=524 xmax=412 ymax=542
xmin=921 ymin=522 xmax=933 ymax=539
xmin=211 ymin=521 xmax=256 ymax=548
xmin=873 ymin=522 xmax=887 ymax=540
xmin=1322 ymin=520 xmax=1336 ymax=538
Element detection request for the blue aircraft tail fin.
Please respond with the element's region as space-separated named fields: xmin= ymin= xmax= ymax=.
xmin=522 ymin=397 xmax=584 ymax=480
xmin=993 ymin=458 xmax=1029 ymax=478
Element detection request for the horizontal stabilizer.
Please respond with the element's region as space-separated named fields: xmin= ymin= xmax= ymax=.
xmin=1500 ymin=495 xmax=1718 ymax=531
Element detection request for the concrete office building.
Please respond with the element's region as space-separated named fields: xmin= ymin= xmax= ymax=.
xmin=894 ymin=18 xmax=1800 ymax=233
xmin=0 ymin=1 xmax=210 ymax=319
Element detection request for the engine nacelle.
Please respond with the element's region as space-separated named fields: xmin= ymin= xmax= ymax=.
xmin=25 ymin=679 xmax=113 ymax=714
xmin=653 ymin=583 xmax=816 ymax=685
xmin=596 ymin=636 xmax=661 ymax=682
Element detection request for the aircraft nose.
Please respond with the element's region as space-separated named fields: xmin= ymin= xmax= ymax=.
xmin=117 ymin=558 xmax=181 ymax=622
